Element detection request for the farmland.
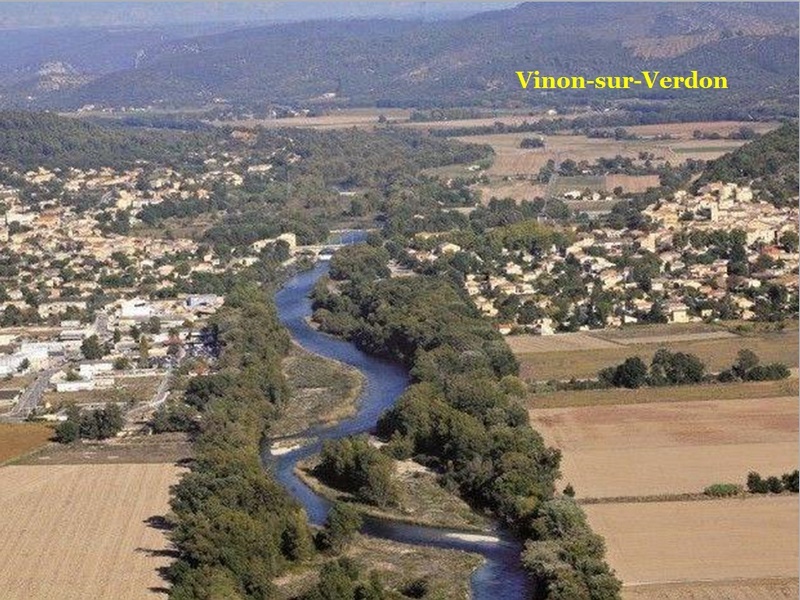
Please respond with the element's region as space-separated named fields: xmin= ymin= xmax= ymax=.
xmin=450 ymin=120 xmax=780 ymax=202
xmin=514 ymin=327 xmax=798 ymax=381
xmin=0 ymin=463 xmax=183 ymax=599
xmin=585 ymin=497 xmax=798 ymax=584
xmin=0 ymin=423 xmax=53 ymax=464
xmin=531 ymin=396 xmax=797 ymax=498
xmin=521 ymin=321 xmax=799 ymax=597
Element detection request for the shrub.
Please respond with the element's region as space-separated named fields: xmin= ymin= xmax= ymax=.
xmin=703 ymin=483 xmax=742 ymax=497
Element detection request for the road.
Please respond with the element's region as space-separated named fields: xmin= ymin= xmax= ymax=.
xmin=5 ymin=362 xmax=64 ymax=421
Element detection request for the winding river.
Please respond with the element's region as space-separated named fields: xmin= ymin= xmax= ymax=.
xmin=267 ymin=256 xmax=532 ymax=599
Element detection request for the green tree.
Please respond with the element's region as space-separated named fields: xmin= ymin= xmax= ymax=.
xmin=732 ymin=348 xmax=759 ymax=379
xmin=54 ymin=419 xmax=80 ymax=443
xmin=323 ymin=502 xmax=362 ymax=552
xmin=80 ymin=335 xmax=105 ymax=360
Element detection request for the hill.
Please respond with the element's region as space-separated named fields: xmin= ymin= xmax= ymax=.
xmin=694 ymin=122 xmax=799 ymax=206
xmin=0 ymin=111 xmax=215 ymax=170
xmin=12 ymin=2 xmax=799 ymax=118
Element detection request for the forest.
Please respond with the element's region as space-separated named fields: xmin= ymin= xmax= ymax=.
xmin=693 ymin=122 xmax=799 ymax=207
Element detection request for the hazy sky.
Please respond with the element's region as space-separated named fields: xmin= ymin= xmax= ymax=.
xmin=0 ymin=2 xmax=519 ymax=28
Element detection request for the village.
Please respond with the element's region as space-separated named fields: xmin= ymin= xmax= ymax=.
xmin=408 ymin=182 xmax=798 ymax=334
xmin=0 ymin=158 xmax=318 ymax=424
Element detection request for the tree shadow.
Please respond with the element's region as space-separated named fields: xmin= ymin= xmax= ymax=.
xmin=144 ymin=514 xmax=173 ymax=531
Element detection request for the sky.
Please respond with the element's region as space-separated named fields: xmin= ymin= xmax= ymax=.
xmin=0 ymin=2 xmax=519 ymax=28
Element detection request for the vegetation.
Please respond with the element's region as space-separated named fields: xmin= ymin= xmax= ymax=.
xmin=694 ymin=123 xmax=799 ymax=207
xmin=315 ymin=436 xmax=399 ymax=509
xmin=598 ymin=347 xmax=789 ymax=389
xmin=0 ymin=111 xmax=212 ymax=170
xmin=32 ymin=3 xmax=797 ymax=120
xmin=166 ymin=284 xmax=317 ymax=599
xmin=312 ymin=247 xmax=621 ymax=598
xmin=747 ymin=470 xmax=799 ymax=494
xmin=703 ymin=483 xmax=743 ymax=497
xmin=54 ymin=404 xmax=124 ymax=442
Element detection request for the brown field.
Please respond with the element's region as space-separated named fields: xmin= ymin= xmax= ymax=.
xmin=516 ymin=328 xmax=798 ymax=381
xmin=508 ymin=332 xmax=621 ymax=353
xmin=0 ymin=463 xmax=183 ymax=599
xmin=452 ymin=121 xmax=778 ymax=202
xmin=211 ymin=107 xmax=411 ymax=130
xmin=531 ymin=396 xmax=797 ymax=498
xmin=18 ymin=432 xmax=192 ymax=465
xmin=0 ymin=423 xmax=53 ymax=463
xmin=585 ymin=496 xmax=798 ymax=585
xmin=623 ymin=120 xmax=779 ymax=139
xmin=623 ymin=578 xmax=799 ymax=600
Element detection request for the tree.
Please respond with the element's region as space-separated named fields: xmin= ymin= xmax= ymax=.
xmin=747 ymin=472 xmax=769 ymax=494
xmin=80 ymin=335 xmax=104 ymax=360
xmin=780 ymin=230 xmax=798 ymax=253
xmin=323 ymin=502 xmax=362 ymax=552
xmin=766 ymin=476 xmax=784 ymax=494
xmin=54 ymin=419 xmax=80 ymax=443
xmin=147 ymin=316 xmax=161 ymax=334
xmin=138 ymin=336 xmax=151 ymax=368
xmin=732 ymin=349 xmax=759 ymax=379
xmin=612 ymin=357 xmax=648 ymax=388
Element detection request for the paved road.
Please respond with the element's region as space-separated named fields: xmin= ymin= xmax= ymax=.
xmin=6 ymin=362 xmax=64 ymax=420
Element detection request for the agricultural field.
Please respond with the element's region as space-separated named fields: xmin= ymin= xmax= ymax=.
xmin=531 ymin=396 xmax=797 ymax=498
xmin=0 ymin=463 xmax=183 ymax=599
xmin=523 ymin=321 xmax=799 ymax=596
xmin=211 ymin=107 xmax=412 ymax=129
xmin=623 ymin=578 xmax=799 ymax=600
xmin=514 ymin=327 xmax=798 ymax=381
xmin=585 ymin=496 xmax=798 ymax=585
xmin=528 ymin=378 xmax=798 ymax=409
xmin=451 ymin=120 xmax=780 ymax=202
xmin=0 ymin=423 xmax=53 ymax=464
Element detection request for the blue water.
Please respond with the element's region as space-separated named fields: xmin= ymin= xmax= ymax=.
xmin=267 ymin=255 xmax=532 ymax=598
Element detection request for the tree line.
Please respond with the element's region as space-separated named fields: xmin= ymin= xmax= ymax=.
xmin=595 ymin=348 xmax=789 ymax=390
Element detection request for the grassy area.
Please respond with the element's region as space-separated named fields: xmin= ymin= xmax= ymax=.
xmin=274 ymin=344 xmax=364 ymax=438
xmin=275 ymin=534 xmax=481 ymax=600
xmin=0 ymin=423 xmax=53 ymax=464
xmin=297 ymin=456 xmax=492 ymax=533
xmin=518 ymin=329 xmax=797 ymax=381
xmin=528 ymin=378 xmax=798 ymax=409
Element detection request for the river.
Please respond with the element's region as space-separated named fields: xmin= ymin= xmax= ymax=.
xmin=268 ymin=260 xmax=532 ymax=599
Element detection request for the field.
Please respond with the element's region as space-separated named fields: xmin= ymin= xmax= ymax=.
xmin=0 ymin=463 xmax=183 ymax=599
xmin=0 ymin=423 xmax=53 ymax=463
xmin=41 ymin=374 xmax=163 ymax=410
xmin=449 ymin=120 xmax=780 ymax=202
xmin=623 ymin=578 xmax=799 ymax=600
xmin=523 ymin=321 xmax=799 ymax=596
xmin=529 ymin=378 xmax=798 ymax=409
xmin=514 ymin=328 xmax=798 ymax=381
xmin=585 ymin=497 xmax=798 ymax=584
xmin=211 ymin=107 xmax=412 ymax=129
xmin=531 ymin=396 xmax=797 ymax=498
